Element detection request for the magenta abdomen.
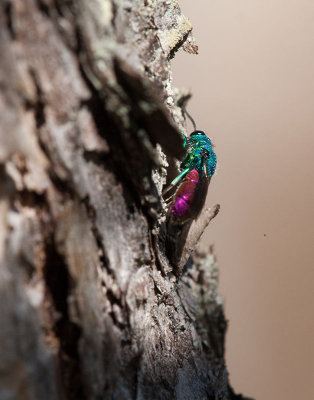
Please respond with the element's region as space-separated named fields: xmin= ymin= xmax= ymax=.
xmin=170 ymin=169 xmax=200 ymax=222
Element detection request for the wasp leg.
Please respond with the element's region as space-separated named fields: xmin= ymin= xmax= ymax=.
xmin=162 ymin=167 xmax=190 ymax=197
xmin=164 ymin=193 xmax=175 ymax=204
xmin=203 ymin=162 xmax=210 ymax=180
xmin=178 ymin=132 xmax=188 ymax=147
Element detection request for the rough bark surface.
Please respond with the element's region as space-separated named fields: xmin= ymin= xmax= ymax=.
xmin=0 ymin=1 xmax=252 ymax=399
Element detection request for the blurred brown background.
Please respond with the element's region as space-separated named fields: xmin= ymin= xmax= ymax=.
xmin=173 ymin=1 xmax=314 ymax=399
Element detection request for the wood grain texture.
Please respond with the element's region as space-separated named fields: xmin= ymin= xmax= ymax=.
xmin=0 ymin=1 xmax=252 ymax=399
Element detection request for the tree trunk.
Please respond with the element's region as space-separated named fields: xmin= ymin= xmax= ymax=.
xmin=0 ymin=1 xmax=252 ymax=399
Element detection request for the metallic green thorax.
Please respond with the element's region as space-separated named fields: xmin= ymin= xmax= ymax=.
xmin=180 ymin=133 xmax=217 ymax=177
xmin=162 ymin=131 xmax=217 ymax=196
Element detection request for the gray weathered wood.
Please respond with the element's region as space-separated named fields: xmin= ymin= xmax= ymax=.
xmin=0 ymin=1 xmax=253 ymax=399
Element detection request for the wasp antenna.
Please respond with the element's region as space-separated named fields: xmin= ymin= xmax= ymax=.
xmin=182 ymin=104 xmax=197 ymax=131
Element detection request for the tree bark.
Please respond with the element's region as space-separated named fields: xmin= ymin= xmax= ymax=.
xmin=0 ymin=1 xmax=252 ymax=399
